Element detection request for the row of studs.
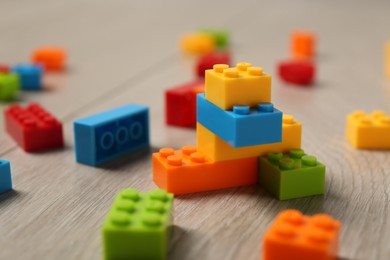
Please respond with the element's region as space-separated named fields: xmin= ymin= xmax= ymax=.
xmin=7 ymin=104 xmax=59 ymax=128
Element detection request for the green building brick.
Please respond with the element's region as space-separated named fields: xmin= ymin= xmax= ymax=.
xmin=0 ymin=73 xmax=20 ymax=101
xmin=199 ymin=28 xmax=230 ymax=49
xmin=102 ymin=189 xmax=174 ymax=260
xmin=258 ymin=149 xmax=325 ymax=200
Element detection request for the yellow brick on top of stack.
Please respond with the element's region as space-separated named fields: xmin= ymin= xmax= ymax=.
xmin=197 ymin=62 xmax=302 ymax=162
xmin=205 ymin=63 xmax=272 ymax=110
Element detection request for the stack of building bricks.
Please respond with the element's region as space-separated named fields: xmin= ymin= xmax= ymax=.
xmin=154 ymin=62 xmax=326 ymax=200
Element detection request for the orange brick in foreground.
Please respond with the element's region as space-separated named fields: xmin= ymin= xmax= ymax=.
xmin=263 ymin=209 xmax=341 ymax=260
xmin=31 ymin=47 xmax=67 ymax=71
xmin=152 ymin=146 xmax=257 ymax=195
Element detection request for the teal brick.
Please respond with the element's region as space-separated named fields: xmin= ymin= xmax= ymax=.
xmin=258 ymin=149 xmax=325 ymax=200
xmin=102 ymin=189 xmax=174 ymax=260
xmin=0 ymin=73 xmax=19 ymax=101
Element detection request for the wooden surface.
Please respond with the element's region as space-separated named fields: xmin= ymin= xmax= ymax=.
xmin=1 ymin=1 xmax=390 ymax=259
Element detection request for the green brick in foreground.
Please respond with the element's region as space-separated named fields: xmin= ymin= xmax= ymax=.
xmin=103 ymin=189 xmax=174 ymax=260
xmin=0 ymin=73 xmax=19 ymax=101
xmin=199 ymin=28 xmax=230 ymax=49
xmin=258 ymin=149 xmax=325 ymax=200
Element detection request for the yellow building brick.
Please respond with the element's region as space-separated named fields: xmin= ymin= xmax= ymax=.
xmin=205 ymin=63 xmax=272 ymax=110
xmin=197 ymin=115 xmax=302 ymax=161
xmin=180 ymin=33 xmax=215 ymax=55
xmin=346 ymin=110 xmax=390 ymax=149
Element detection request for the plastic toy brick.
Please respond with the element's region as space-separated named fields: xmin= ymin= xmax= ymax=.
xmin=11 ymin=64 xmax=43 ymax=90
xmin=5 ymin=103 xmax=64 ymax=152
xmin=346 ymin=110 xmax=390 ymax=149
xmin=31 ymin=46 xmax=67 ymax=71
xmin=0 ymin=73 xmax=20 ymax=101
xmin=165 ymin=81 xmax=204 ymax=128
xmin=291 ymin=30 xmax=316 ymax=58
xmin=74 ymin=104 xmax=149 ymax=166
xmin=197 ymin=93 xmax=282 ymax=147
xmin=258 ymin=149 xmax=325 ymax=200
xmin=196 ymin=52 xmax=231 ymax=78
xmin=263 ymin=209 xmax=341 ymax=260
xmin=0 ymin=160 xmax=12 ymax=194
xmin=103 ymin=189 xmax=174 ymax=260
xmin=0 ymin=64 xmax=10 ymax=73
xmin=205 ymin=63 xmax=271 ymax=110
xmin=199 ymin=28 xmax=229 ymax=49
xmin=278 ymin=60 xmax=315 ymax=85
xmin=180 ymin=33 xmax=215 ymax=55
xmin=153 ymin=146 xmax=258 ymax=195
xmin=197 ymin=114 xmax=302 ymax=161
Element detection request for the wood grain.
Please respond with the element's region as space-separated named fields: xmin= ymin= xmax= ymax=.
xmin=1 ymin=1 xmax=390 ymax=259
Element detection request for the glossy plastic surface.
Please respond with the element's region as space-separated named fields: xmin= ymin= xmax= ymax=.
xmin=197 ymin=93 xmax=282 ymax=147
xmin=205 ymin=63 xmax=271 ymax=110
xmin=153 ymin=146 xmax=258 ymax=194
xmin=103 ymin=189 xmax=173 ymax=260
xmin=196 ymin=114 xmax=301 ymax=161
xmin=74 ymin=104 xmax=149 ymax=166
xmin=165 ymin=81 xmax=204 ymax=128
xmin=263 ymin=209 xmax=340 ymax=260
xmin=258 ymin=149 xmax=326 ymax=200
xmin=5 ymin=103 xmax=64 ymax=152
xmin=0 ymin=160 xmax=12 ymax=194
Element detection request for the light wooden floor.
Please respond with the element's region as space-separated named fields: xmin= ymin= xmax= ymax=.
xmin=1 ymin=1 xmax=390 ymax=259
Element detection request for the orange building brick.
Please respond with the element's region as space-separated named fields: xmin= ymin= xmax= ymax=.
xmin=31 ymin=47 xmax=67 ymax=71
xmin=291 ymin=31 xmax=316 ymax=58
xmin=263 ymin=209 xmax=341 ymax=260
xmin=152 ymin=145 xmax=257 ymax=195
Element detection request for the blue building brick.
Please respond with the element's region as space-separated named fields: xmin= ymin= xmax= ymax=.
xmin=0 ymin=160 xmax=12 ymax=194
xmin=197 ymin=93 xmax=282 ymax=148
xmin=12 ymin=64 xmax=43 ymax=90
xmin=74 ymin=104 xmax=149 ymax=166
